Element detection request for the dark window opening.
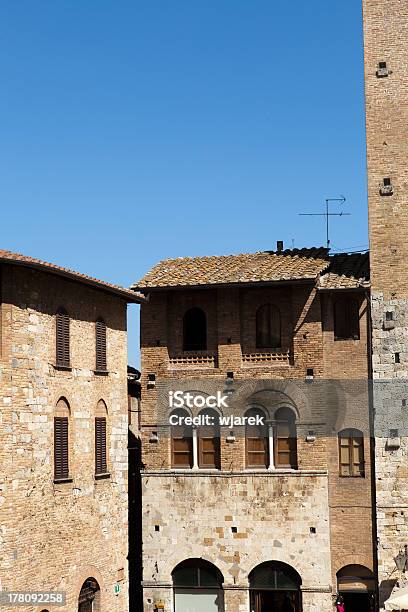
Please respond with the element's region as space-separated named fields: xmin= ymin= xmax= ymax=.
xmin=183 ymin=307 xmax=207 ymax=351
xmin=334 ymin=298 xmax=360 ymax=340
xmin=256 ymin=304 xmax=281 ymax=349
xmin=383 ymin=177 xmax=391 ymax=186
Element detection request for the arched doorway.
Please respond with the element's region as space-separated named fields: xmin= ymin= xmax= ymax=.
xmin=172 ymin=558 xmax=224 ymax=611
xmin=337 ymin=565 xmax=376 ymax=612
xmin=78 ymin=578 xmax=100 ymax=612
xmin=249 ymin=561 xmax=302 ymax=612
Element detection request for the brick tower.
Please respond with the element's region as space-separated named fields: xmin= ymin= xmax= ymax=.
xmin=363 ymin=0 xmax=408 ymax=607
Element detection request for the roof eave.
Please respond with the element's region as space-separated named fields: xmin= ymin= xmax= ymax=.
xmin=133 ymin=277 xmax=317 ymax=293
xmin=0 ymin=257 xmax=144 ymax=303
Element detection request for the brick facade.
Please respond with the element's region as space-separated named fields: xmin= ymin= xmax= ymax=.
xmin=138 ymin=280 xmax=374 ymax=611
xmin=363 ymin=0 xmax=408 ymax=608
xmin=0 ymin=262 xmax=136 ymax=611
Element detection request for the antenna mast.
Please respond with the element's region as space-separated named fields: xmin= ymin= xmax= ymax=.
xmin=299 ymin=196 xmax=349 ymax=249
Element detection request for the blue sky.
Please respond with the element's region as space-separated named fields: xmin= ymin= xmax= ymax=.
xmin=0 ymin=1 xmax=367 ymax=365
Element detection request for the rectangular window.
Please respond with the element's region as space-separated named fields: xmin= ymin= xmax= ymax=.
xmin=56 ymin=309 xmax=70 ymax=367
xmin=95 ymin=417 xmax=107 ymax=475
xmin=95 ymin=318 xmax=107 ymax=371
xmin=54 ymin=416 xmax=69 ymax=480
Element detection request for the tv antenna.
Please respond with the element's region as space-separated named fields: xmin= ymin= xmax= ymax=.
xmin=299 ymin=196 xmax=349 ymax=249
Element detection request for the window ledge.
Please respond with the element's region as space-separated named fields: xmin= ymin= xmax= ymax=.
xmin=141 ymin=469 xmax=328 ymax=478
xmin=94 ymin=369 xmax=109 ymax=376
xmin=53 ymin=477 xmax=73 ymax=484
xmin=95 ymin=472 xmax=111 ymax=481
xmin=53 ymin=364 xmax=72 ymax=372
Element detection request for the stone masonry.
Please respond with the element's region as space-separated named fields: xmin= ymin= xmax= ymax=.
xmin=0 ymin=257 xmax=141 ymax=611
xmin=363 ymin=0 xmax=408 ymax=607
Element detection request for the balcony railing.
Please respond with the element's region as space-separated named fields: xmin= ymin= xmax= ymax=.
xmin=242 ymin=350 xmax=291 ymax=365
xmin=168 ymin=353 xmax=217 ymax=368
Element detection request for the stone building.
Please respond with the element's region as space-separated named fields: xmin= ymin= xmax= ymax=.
xmin=134 ymin=247 xmax=375 ymax=612
xmin=0 ymin=249 xmax=142 ymax=611
xmin=363 ymin=1 xmax=408 ymax=608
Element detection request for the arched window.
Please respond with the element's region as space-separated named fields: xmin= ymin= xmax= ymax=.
xmin=95 ymin=317 xmax=107 ymax=371
xmin=54 ymin=398 xmax=70 ymax=481
xmin=334 ymin=297 xmax=360 ymax=340
xmin=95 ymin=400 xmax=108 ymax=476
xmin=249 ymin=561 xmax=302 ymax=612
xmin=78 ymin=577 xmax=100 ymax=612
xmin=338 ymin=429 xmax=365 ymax=477
xmin=172 ymin=559 xmax=224 ymax=612
xmin=256 ymin=304 xmax=281 ymax=349
xmin=171 ymin=409 xmax=193 ymax=468
xmin=274 ymin=407 xmax=297 ymax=469
xmin=198 ymin=408 xmax=220 ymax=469
xmin=245 ymin=408 xmax=268 ymax=468
xmin=183 ymin=307 xmax=207 ymax=351
xmin=56 ymin=308 xmax=70 ymax=367
xmin=337 ymin=565 xmax=375 ymax=610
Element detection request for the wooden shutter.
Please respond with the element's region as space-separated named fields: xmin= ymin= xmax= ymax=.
xmin=95 ymin=319 xmax=107 ymax=371
xmin=95 ymin=417 xmax=107 ymax=474
xmin=54 ymin=417 xmax=69 ymax=480
xmin=171 ymin=425 xmax=193 ymax=467
xmin=339 ymin=430 xmax=364 ymax=477
xmin=56 ymin=309 xmax=70 ymax=367
xmin=246 ymin=425 xmax=268 ymax=467
xmin=198 ymin=425 xmax=220 ymax=469
xmin=275 ymin=422 xmax=297 ymax=468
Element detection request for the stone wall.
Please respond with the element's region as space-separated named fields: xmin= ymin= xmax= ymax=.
xmin=363 ymin=0 xmax=408 ymax=607
xmin=0 ymin=263 xmax=130 ymax=611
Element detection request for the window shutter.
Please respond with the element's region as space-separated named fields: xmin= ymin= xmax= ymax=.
xmin=54 ymin=417 xmax=69 ymax=480
xmin=95 ymin=417 xmax=107 ymax=474
xmin=95 ymin=319 xmax=107 ymax=371
xmin=198 ymin=425 xmax=220 ymax=469
xmin=56 ymin=309 xmax=70 ymax=367
xmin=171 ymin=425 xmax=193 ymax=468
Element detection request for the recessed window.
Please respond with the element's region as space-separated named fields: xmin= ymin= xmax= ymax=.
xmin=256 ymin=304 xmax=281 ymax=349
xmin=334 ymin=297 xmax=360 ymax=340
xmin=95 ymin=317 xmax=107 ymax=371
xmin=245 ymin=407 xmax=268 ymax=468
xmin=383 ymin=177 xmax=391 ymax=186
xmin=386 ymin=311 xmax=394 ymax=321
xmin=183 ymin=307 xmax=207 ymax=351
xmin=95 ymin=400 xmax=108 ymax=476
xmin=54 ymin=398 xmax=70 ymax=481
xmin=338 ymin=429 xmax=365 ymax=477
xmin=198 ymin=409 xmax=221 ymax=469
xmin=171 ymin=409 xmax=193 ymax=468
xmin=275 ymin=407 xmax=298 ymax=469
xmin=395 ymin=353 xmax=401 ymax=364
xmin=56 ymin=308 xmax=70 ymax=367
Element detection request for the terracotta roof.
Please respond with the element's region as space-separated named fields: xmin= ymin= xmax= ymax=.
xmin=318 ymin=252 xmax=370 ymax=290
xmin=0 ymin=249 xmax=144 ymax=302
xmin=133 ymin=248 xmax=331 ymax=290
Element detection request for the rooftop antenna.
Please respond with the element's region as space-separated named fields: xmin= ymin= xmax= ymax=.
xmin=299 ymin=196 xmax=349 ymax=249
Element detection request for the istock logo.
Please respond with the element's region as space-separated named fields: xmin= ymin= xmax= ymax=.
xmin=169 ymin=390 xmax=229 ymax=409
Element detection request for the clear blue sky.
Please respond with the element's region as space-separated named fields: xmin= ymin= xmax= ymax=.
xmin=0 ymin=1 xmax=368 ymax=366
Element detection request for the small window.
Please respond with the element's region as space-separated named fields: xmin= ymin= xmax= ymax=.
xmin=274 ymin=407 xmax=298 ymax=469
xmin=183 ymin=307 xmax=207 ymax=351
xmin=334 ymin=298 xmax=360 ymax=340
xmin=245 ymin=408 xmax=268 ymax=468
xmin=338 ymin=429 xmax=365 ymax=477
xmin=256 ymin=304 xmax=281 ymax=349
xmin=95 ymin=318 xmax=107 ymax=371
xmin=95 ymin=400 xmax=108 ymax=475
xmin=56 ymin=308 xmax=70 ymax=367
xmin=198 ymin=409 xmax=220 ymax=469
xmin=54 ymin=398 xmax=70 ymax=481
xmin=171 ymin=409 xmax=193 ymax=468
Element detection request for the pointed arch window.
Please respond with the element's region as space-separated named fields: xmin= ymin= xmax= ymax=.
xmin=56 ymin=308 xmax=70 ymax=367
xmin=54 ymin=398 xmax=70 ymax=481
xmin=95 ymin=400 xmax=108 ymax=477
xmin=256 ymin=304 xmax=281 ymax=349
xmin=183 ymin=307 xmax=207 ymax=351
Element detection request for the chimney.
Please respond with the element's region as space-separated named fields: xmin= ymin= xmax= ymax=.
xmin=276 ymin=240 xmax=284 ymax=252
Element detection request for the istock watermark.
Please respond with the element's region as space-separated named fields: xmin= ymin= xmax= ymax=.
xmin=169 ymin=413 xmax=265 ymax=427
xmin=169 ymin=390 xmax=229 ymax=409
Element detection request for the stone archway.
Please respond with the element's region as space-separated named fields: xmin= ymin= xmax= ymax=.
xmin=78 ymin=577 xmax=101 ymax=612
